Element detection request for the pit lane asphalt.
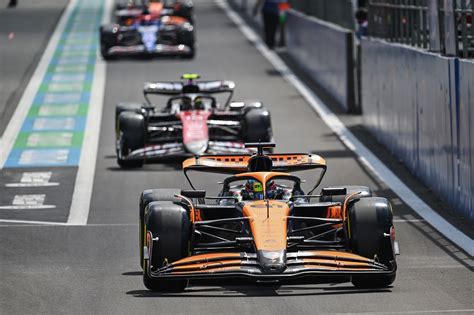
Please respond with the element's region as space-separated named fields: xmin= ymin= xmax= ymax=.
xmin=0 ymin=0 xmax=68 ymax=136
xmin=0 ymin=0 xmax=473 ymax=314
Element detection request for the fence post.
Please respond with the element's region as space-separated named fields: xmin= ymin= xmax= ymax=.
xmin=443 ymin=0 xmax=457 ymax=56
xmin=242 ymin=0 xmax=247 ymax=12
xmin=428 ymin=0 xmax=441 ymax=52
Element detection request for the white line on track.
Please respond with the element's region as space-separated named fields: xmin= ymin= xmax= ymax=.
xmin=339 ymin=310 xmax=474 ymax=314
xmin=216 ymin=0 xmax=474 ymax=256
xmin=0 ymin=220 xmax=136 ymax=227
xmin=0 ymin=219 xmax=70 ymax=226
xmin=0 ymin=1 xmax=77 ymax=167
xmin=67 ymin=0 xmax=114 ymax=225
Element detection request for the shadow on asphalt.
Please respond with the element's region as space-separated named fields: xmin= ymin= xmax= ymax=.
xmin=106 ymin=159 xmax=183 ymax=172
xmin=125 ymin=284 xmax=391 ymax=298
xmin=122 ymin=271 xmax=142 ymax=276
xmin=123 ymin=272 xmax=391 ymax=297
xmin=103 ymin=55 xmax=194 ymax=62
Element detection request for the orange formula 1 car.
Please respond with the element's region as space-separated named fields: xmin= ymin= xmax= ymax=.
xmin=139 ymin=143 xmax=399 ymax=291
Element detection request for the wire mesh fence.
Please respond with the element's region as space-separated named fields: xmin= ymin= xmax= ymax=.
xmin=368 ymin=0 xmax=474 ymax=57
xmin=287 ymin=0 xmax=356 ymax=30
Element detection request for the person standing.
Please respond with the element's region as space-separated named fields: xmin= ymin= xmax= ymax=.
xmin=7 ymin=0 xmax=17 ymax=8
xmin=253 ymin=0 xmax=281 ymax=49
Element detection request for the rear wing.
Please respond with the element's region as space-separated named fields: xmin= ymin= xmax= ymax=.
xmin=183 ymin=154 xmax=327 ymax=174
xmin=183 ymin=153 xmax=327 ymax=193
xmin=143 ymin=80 xmax=236 ymax=106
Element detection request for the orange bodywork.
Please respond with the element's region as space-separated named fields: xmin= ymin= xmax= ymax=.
xmin=183 ymin=154 xmax=326 ymax=172
xmin=173 ymin=252 xmax=242 ymax=265
xmin=144 ymin=152 xmax=397 ymax=281
xmin=242 ymin=199 xmax=290 ymax=251
xmin=235 ymin=172 xmax=291 ymax=251
xmin=162 ymin=15 xmax=188 ymax=25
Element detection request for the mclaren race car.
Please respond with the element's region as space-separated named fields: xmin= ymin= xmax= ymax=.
xmin=115 ymin=74 xmax=273 ymax=167
xmin=139 ymin=143 xmax=399 ymax=291
xmin=115 ymin=0 xmax=194 ymax=25
xmin=100 ymin=2 xmax=194 ymax=59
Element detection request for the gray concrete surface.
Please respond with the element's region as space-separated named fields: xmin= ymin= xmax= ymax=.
xmin=0 ymin=0 xmax=472 ymax=314
xmin=0 ymin=0 xmax=68 ymax=135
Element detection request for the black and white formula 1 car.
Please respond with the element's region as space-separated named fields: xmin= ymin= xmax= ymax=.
xmin=100 ymin=3 xmax=194 ymax=60
xmin=115 ymin=74 xmax=273 ymax=168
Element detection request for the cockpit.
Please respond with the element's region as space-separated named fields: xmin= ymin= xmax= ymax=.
xmin=219 ymin=173 xmax=306 ymax=204
xmin=167 ymin=95 xmax=217 ymax=112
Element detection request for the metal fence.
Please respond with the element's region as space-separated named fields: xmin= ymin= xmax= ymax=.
xmin=288 ymin=0 xmax=356 ymax=30
xmin=368 ymin=0 xmax=474 ymax=57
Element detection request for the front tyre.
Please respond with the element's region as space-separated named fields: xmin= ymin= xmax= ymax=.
xmin=348 ymin=197 xmax=396 ymax=288
xmin=143 ymin=201 xmax=190 ymax=292
xmin=139 ymin=189 xmax=181 ymax=268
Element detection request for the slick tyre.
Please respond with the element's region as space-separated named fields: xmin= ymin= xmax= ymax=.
xmin=115 ymin=103 xmax=142 ymax=128
xmin=116 ymin=112 xmax=145 ymax=168
xmin=182 ymin=48 xmax=195 ymax=59
xmin=178 ymin=28 xmax=195 ymax=59
xmin=100 ymin=43 xmax=114 ymax=60
xmin=139 ymin=189 xmax=181 ymax=268
xmin=100 ymin=24 xmax=119 ymax=60
xmin=348 ymin=197 xmax=396 ymax=288
xmin=243 ymin=108 xmax=273 ymax=142
xmin=143 ymin=201 xmax=190 ymax=292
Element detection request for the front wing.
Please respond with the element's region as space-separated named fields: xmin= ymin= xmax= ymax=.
xmin=106 ymin=44 xmax=193 ymax=57
xmin=122 ymin=141 xmax=249 ymax=161
xmin=145 ymin=250 xmax=396 ymax=281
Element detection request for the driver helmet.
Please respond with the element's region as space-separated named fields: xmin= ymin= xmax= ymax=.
xmin=180 ymin=97 xmax=192 ymax=111
xmin=194 ymin=97 xmax=205 ymax=110
xmin=266 ymin=180 xmax=278 ymax=199
xmin=245 ymin=179 xmax=264 ymax=200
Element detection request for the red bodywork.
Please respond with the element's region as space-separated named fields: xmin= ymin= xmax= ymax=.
xmin=177 ymin=110 xmax=210 ymax=145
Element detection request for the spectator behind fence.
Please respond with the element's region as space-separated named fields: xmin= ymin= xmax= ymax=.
xmin=253 ymin=0 xmax=285 ymax=49
xmin=355 ymin=8 xmax=368 ymax=38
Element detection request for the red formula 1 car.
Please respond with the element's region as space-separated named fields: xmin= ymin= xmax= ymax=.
xmin=139 ymin=143 xmax=399 ymax=291
xmin=115 ymin=74 xmax=273 ymax=167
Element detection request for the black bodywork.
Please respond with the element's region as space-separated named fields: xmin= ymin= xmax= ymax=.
xmin=139 ymin=146 xmax=398 ymax=291
xmin=115 ymin=79 xmax=273 ymax=167
xmin=99 ymin=16 xmax=194 ymax=59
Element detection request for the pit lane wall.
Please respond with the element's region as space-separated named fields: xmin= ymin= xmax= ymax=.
xmin=286 ymin=9 xmax=357 ymax=113
xmin=228 ymin=0 xmax=263 ymax=28
xmin=226 ymin=2 xmax=357 ymax=113
xmin=362 ymin=38 xmax=473 ymax=222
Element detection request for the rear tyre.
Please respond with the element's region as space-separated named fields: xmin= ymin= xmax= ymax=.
xmin=243 ymin=107 xmax=273 ymax=142
xmin=143 ymin=201 xmax=190 ymax=292
xmin=182 ymin=48 xmax=195 ymax=59
xmin=115 ymin=103 xmax=142 ymax=131
xmin=100 ymin=25 xmax=118 ymax=60
xmin=116 ymin=112 xmax=145 ymax=168
xmin=139 ymin=189 xmax=181 ymax=268
xmin=100 ymin=43 xmax=114 ymax=60
xmin=348 ymin=197 xmax=396 ymax=288
xmin=180 ymin=35 xmax=195 ymax=59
